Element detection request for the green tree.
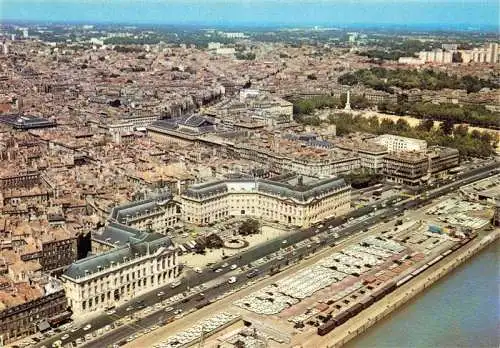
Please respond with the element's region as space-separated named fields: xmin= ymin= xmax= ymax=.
xmin=238 ymin=219 xmax=260 ymax=236
xmin=417 ymin=119 xmax=435 ymax=132
xmin=454 ymin=124 xmax=469 ymax=137
xmin=440 ymin=120 xmax=455 ymax=135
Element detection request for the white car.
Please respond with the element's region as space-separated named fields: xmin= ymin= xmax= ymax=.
xmin=173 ymin=309 xmax=183 ymax=315
xmin=70 ymin=327 xmax=79 ymax=333
xmin=221 ymin=262 xmax=229 ymax=268
xmin=230 ymin=264 xmax=237 ymax=270
xmin=164 ymin=307 xmax=174 ymax=312
xmin=228 ymin=276 xmax=237 ymax=284
xmin=194 ymin=267 xmax=203 ymax=273
xmin=215 ymin=268 xmax=223 ymax=273
xmin=83 ymin=324 xmax=92 ymax=331
xmin=157 ymin=291 xmax=165 ymax=297
xmin=106 ymin=309 xmax=116 ymax=315
xmin=52 ymin=341 xmax=62 ymax=348
xmin=61 ymin=334 xmax=70 ymax=340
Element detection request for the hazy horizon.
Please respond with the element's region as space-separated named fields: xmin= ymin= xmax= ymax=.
xmin=1 ymin=0 xmax=499 ymax=31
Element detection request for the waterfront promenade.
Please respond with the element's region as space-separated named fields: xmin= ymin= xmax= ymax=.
xmin=306 ymin=229 xmax=500 ymax=348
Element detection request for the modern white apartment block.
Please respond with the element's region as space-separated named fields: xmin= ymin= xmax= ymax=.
xmin=181 ymin=175 xmax=351 ymax=227
xmin=417 ymin=49 xmax=453 ymax=64
xmin=374 ymin=134 xmax=427 ymax=153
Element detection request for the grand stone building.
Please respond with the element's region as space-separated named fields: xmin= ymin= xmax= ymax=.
xmin=108 ymin=190 xmax=180 ymax=235
xmin=232 ymin=143 xmax=361 ymax=177
xmin=62 ymin=231 xmax=178 ymax=316
xmin=181 ymin=175 xmax=351 ymax=227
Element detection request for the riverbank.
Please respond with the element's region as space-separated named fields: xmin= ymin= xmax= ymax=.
xmin=308 ymin=229 xmax=500 ymax=348
xmin=344 ymin=237 xmax=500 ymax=348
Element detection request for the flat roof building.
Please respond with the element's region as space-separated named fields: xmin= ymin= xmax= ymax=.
xmin=374 ymin=134 xmax=427 ymax=153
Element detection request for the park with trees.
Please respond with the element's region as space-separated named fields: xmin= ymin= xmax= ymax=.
xmin=338 ymin=67 xmax=498 ymax=93
xmin=326 ymin=113 xmax=498 ymax=158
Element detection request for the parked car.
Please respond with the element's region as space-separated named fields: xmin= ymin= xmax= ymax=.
xmin=228 ymin=276 xmax=237 ymax=284
xmin=83 ymin=324 xmax=92 ymax=331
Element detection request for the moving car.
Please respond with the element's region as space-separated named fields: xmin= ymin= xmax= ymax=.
xmin=247 ymin=269 xmax=259 ymax=278
xmin=83 ymin=324 xmax=92 ymax=331
xmin=170 ymin=280 xmax=181 ymax=289
xmin=228 ymin=276 xmax=237 ymax=284
xmin=230 ymin=264 xmax=237 ymax=270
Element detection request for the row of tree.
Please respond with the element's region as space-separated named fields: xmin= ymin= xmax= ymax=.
xmin=323 ymin=113 xmax=498 ymax=158
xmin=292 ymin=94 xmax=371 ymax=115
xmin=235 ymin=52 xmax=256 ymax=60
xmin=357 ymin=39 xmax=437 ymax=61
xmin=291 ymin=93 xmax=499 ymax=129
xmin=338 ymin=67 xmax=498 ymax=93
xmin=378 ymin=102 xmax=500 ymax=129
xmin=341 ymin=171 xmax=384 ymax=189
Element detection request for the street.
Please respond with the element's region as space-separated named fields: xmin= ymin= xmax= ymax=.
xmin=35 ymin=162 xmax=499 ymax=348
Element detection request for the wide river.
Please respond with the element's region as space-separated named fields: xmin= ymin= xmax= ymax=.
xmin=343 ymin=238 xmax=500 ymax=348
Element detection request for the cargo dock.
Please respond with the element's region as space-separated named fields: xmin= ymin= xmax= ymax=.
xmin=315 ymin=228 xmax=500 ymax=348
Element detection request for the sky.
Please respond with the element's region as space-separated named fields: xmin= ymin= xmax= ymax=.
xmin=1 ymin=0 xmax=499 ymax=30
